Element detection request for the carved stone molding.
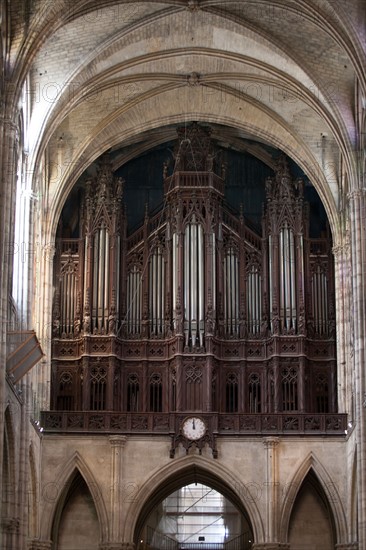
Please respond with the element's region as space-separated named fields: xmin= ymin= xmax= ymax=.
xmin=187 ymin=0 xmax=200 ymax=11
xmin=332 ymin=243 xmax=349 ymax=258
xmin=263 ymin=437 xmax=280 ymax=449
xmin=109 ymin=435 xmax=127 ymax=448
xmin=28 ymin=540 xmax=53 ymax=550
xmin=335 ymin=544 xmax=359 ymax=549
xmin=348 ymin=189 xmax=366 ymax=201
xmin=186 ymin=72 xmax=201 ymax=86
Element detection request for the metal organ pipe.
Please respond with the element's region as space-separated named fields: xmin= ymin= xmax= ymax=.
xmin=279 ymin=230 xmax=284 ymax=327
xmin=172 ymin=233 xmax=177 ymax=328
xmin=183 ymin=219 xmax=205 ymax=347
xmin=289 ymin=229 xmax=296 ymax=330
xmin=104 ymin=232 xmax=109 ymax=318
xmin=284 ymin=226 xmax=290 ymax=330
xmin=198 ymin=225 xmax=204 ymax=347
xmin=116 ymin=235 xmax=120 ymax=317
xmin=212 ymin=233 xmax=216 ymax=312
xmin=191 ymin=219 xmax=197 ymax=346
xmin=149 ymin=246 xmax=165 ymax=335
xmin=92 ymin=231 xmax=99 ymax=328
xmin=184 ymin=226 xmax=190 ymax=345
xmin=268 ymin=234 xmax=273 ymax=331
xmin=161 ymin=249 xmax=165 ymax=335
xmin=152 ymin=251 xmax=157 ymax=333
xmin=323 ymin=272 xmax=328 ymax=335
xmin=98 ymin=228 xmax=104 ymax=328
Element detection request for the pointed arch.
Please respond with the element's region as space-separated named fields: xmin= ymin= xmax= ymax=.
xmin=124 ymin=454 xmax=264 ymax=545
xmin=279 ymin=451 xmax=348 ymax=543
xmin=42 ymin=451 xmax=109 ymax=544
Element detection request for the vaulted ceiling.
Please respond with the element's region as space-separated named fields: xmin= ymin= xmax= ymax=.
xmin=5 ymin=0 xmax=366 ymax=242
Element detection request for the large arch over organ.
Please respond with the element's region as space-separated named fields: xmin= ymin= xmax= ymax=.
xmin=45 ymin=122 xmax=342 ymax=442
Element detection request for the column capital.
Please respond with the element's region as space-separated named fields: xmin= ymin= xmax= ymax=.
xmin=263 ymin=437 xmax=280 ymax=449
xmin=109 ymin=435 xmax=127 ymax=448
xmin=332 ymin=243 xmax=349 ymax=257
xmin=348 ymin=188 xmax=366 ymax=201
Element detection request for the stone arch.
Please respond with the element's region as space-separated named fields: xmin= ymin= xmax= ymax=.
xmin=279 ymin=451 xmax=348 ymax=544
xmin=124 ymin=454 xmax=264 ymax=545
xmin=48 ymin=107 xmax=339 ymax=246
xmin=42 ymin=451 xmax=109 ymax=544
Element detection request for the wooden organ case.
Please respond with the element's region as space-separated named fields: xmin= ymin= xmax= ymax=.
xmin=48 ymin=124 xmax=342 ymax=440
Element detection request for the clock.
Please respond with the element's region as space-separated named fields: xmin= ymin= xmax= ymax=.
xmin=181 ymin=417 xmax=206 ymax=441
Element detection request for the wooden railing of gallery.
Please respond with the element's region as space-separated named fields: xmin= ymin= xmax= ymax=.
xmin=40 ymin=411 xmax=347 ymax=436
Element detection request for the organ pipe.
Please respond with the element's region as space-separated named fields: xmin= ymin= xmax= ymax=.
xmin=149 ymin=246 xmax=165 ymax=335
xmin=311 ymin=265 xmax=328 ymax=336
xmin=224 ymin=248 xmax=239 ymax=335
xmin=172 ymin=233 xmax=177 ymax=328
xmin=182 ymin=219 xmax=205 ymax=346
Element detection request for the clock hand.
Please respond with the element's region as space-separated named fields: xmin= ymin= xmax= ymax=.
xmin=192 ymin=419 xmax=195 ymax=430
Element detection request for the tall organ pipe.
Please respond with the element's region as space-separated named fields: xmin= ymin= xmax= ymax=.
xmin=289 ymin=229 xmax=296 ymax=330
xmin=172 ymin=233 xmax=177 ymax=327
xmin=269 ymin=235 xmax=273 ymax=330
xmin=191 ymin=220 xmax=197 ymax=346
xmin=198 ymin=225 xmax=204 ymax=346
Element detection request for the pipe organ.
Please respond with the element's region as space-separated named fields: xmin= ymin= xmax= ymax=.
xmin=51 ymin=124 xmax=337 ymax=420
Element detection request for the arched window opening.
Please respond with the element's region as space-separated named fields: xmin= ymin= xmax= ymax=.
xmin=127 ymin=373 xmax=140 ymax=412
xmin=90 ymin=366 xmax=107 ymax=411
xmin=185 ymin=365 xmax=203 ymax=411
xmin=248 ymin=373 xmax=261 ymax=413
xmin=57 ymin=371 xmax=74 ymax=411
xmin=225 ymin=372 xmax=239 ymax=413
xmin=150 ymin=372 xmax=163 ymax=412
xmin=137 ymin=482 xmax=253 ymax=549
xmin=315 ymin=372 xmax=329 ymax=413
xmin=282 ymin=367 xmax=298 ymax=412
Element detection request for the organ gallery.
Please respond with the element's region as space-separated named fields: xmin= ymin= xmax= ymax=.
xmin=48 ymin=124 xmax=338 ymax=435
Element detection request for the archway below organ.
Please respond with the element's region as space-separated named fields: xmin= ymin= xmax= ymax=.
xmin=136 ymin=482 xmax=253 ymax=550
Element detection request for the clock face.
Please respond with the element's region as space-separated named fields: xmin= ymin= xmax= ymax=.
xmin=182 ymin=417 xmax=206 ymax=441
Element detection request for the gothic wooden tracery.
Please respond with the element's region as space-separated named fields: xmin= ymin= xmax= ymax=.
xmin=48 ymin=124 xmax=339 ymax=433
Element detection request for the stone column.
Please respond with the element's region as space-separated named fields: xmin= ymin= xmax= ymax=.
xmin=332 ymin=242 xmax=352 ymax=414
xmin=348 ymin=189 xmax=366 ymax=548
xmin=109 ymin=436 xmax=127 ymax=542
xmin=263 ymin=437 xmax=280 ymax=543
xmin=0 ymin=114 xmax=20 ymax=550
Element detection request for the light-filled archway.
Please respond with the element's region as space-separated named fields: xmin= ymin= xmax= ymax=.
xmin=124 ymin=456 xmax=264 ymax=546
